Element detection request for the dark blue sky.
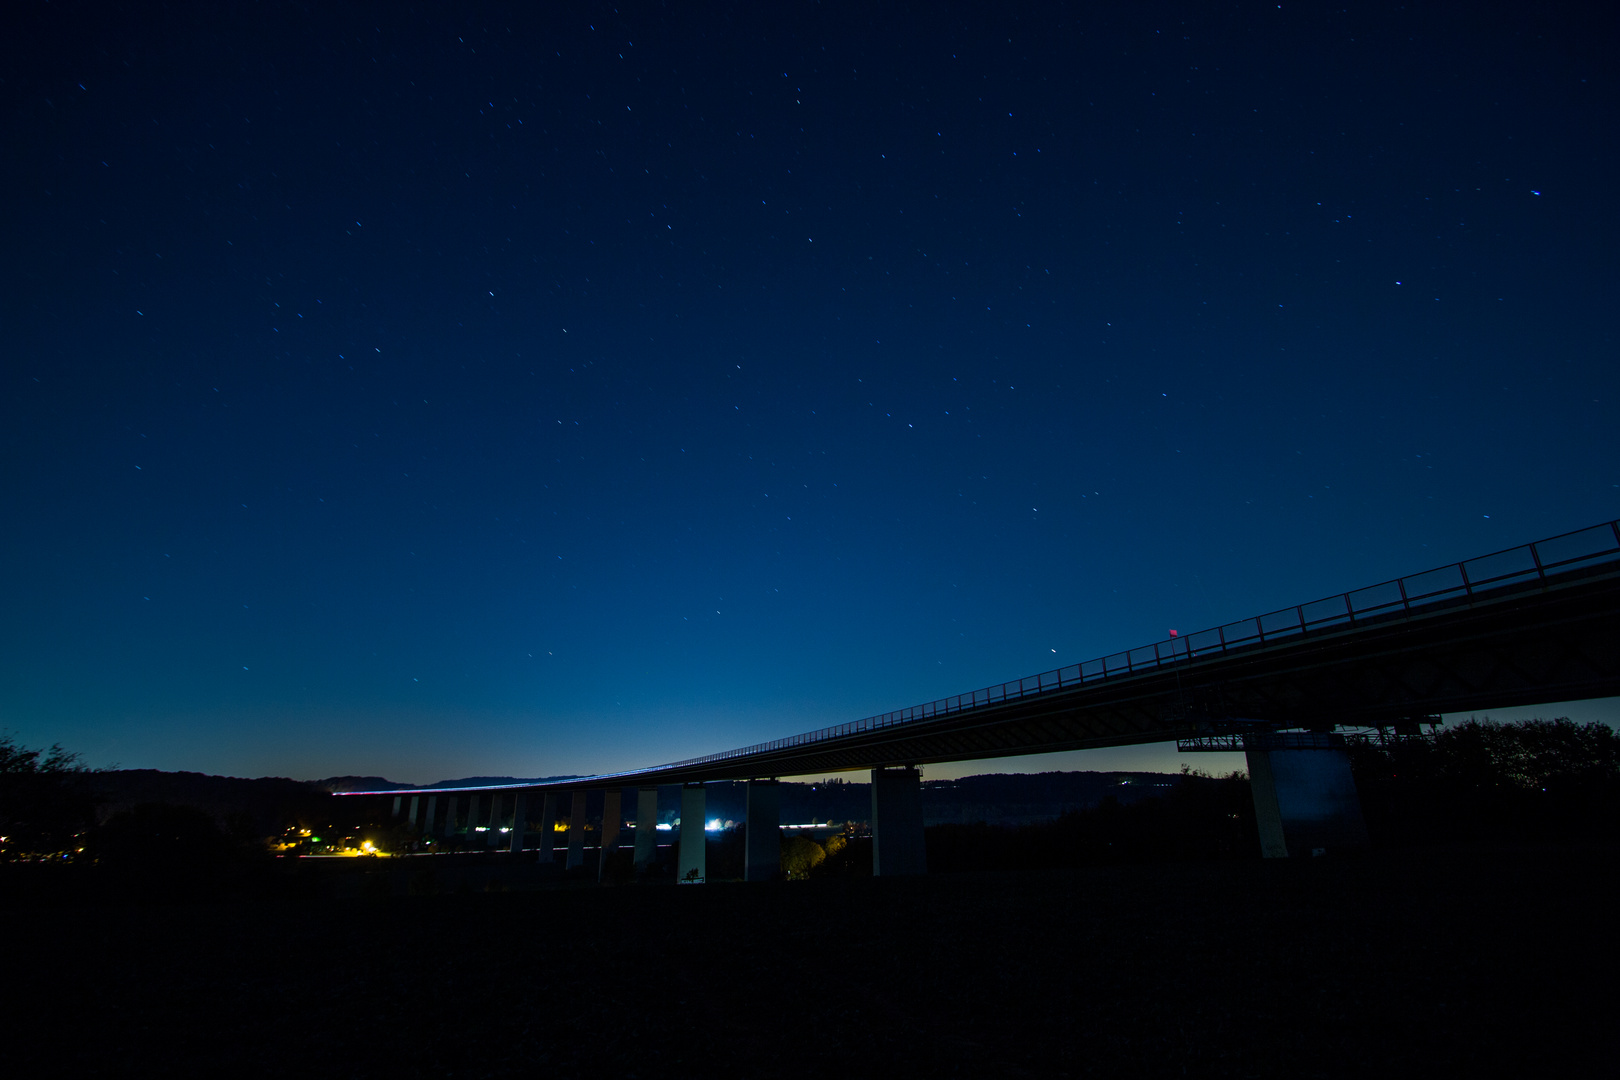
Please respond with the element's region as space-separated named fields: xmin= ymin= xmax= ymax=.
xmin=4 ymin=1 xmax=1615 ymax=782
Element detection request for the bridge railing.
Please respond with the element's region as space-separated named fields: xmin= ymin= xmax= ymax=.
xmin=648 ymin=520 xmax=1620 ymax=776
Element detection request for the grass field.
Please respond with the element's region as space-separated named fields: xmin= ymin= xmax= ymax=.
xmin=7 ymin=846 xmax=1615 ymax=1078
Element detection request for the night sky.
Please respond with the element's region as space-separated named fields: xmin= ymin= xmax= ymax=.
xmin=4 ymin=2 xmax=1615 ymax=784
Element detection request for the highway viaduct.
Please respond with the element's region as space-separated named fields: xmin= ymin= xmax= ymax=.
xmin=344 ymin=519 xmax=1620 ymax=877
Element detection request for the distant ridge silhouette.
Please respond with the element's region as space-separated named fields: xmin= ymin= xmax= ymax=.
xmin=318 ymin=775 xmax=585 ymax=792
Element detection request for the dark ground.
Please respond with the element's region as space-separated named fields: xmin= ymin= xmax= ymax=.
xmin=6 ymin=847 xmax=1615 ymax=1078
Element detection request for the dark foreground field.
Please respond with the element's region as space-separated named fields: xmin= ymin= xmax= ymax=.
xmin=7 ymin=847 xmax=1616 ymax=1078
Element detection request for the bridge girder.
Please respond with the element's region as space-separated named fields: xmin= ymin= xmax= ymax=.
xmin=595 ymin=570 xmax=1620 ymax=785
xmin=336 ymin=542 xmax=1620 ymax=798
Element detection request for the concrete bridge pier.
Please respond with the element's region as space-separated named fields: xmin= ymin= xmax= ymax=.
xmin=441 ymin=795 xmax=459 ymax=841
xmin=423 ymin=795 xmax=438 ymax=836
xmin=509 ymin=792 xmax=527 ymax=854
xmin=744 ymin=780 xmax=781 ymax=881
xmin=678 ymin=784 xmax=707 ymax=883
xmin=871 ymin=767 xmax=927 ymax=876
xmin=536 ymin=792 xmax=556 ymax=863
xmin=466 ymin=793 xmax=481 ymax=846
xmin=407 ymin=794 xmax=421 ymax=830
xmin=1244 ymin=733 xmax=1370 ymax=857
xmin=391 ymin=794 xmax=403 ymax=818
xmin=633 ymin=786 xmax=659 ymax=873
xmin=565 ymin=790 xmax=589 ymax=870
xmin=485 ymin=792 xmax=504 ymax=847
xmin=598 ymin=790 xmax=622 ymax=881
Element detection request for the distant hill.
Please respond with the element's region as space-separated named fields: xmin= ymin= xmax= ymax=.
xmin=316 ymin=775 xmax=584 ymax=793
xmin=923 ymin=771 xmax=1180 ymax=825
xmin=317 ymin=776 xmax=413 ymax=793
xmin=686 ymin=771 xmax=1186 ymax=827
xmin=423 ymin=775 xmax=583 ymax=789
xmin=83 ymin=767 xmax=1194 ymax=838
xmin=89 ymin=770 xmax=332 ymax=835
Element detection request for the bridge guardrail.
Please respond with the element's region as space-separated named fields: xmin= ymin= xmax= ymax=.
xmin=651 ymin=520 xmax=1620 ymax=775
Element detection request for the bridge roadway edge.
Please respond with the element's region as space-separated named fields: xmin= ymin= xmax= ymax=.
xmin=339 ymin=564 xmax=1619 ymax=797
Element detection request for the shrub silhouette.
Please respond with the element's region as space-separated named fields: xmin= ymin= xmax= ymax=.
xmin=0 ymin=733 xmax=99 ymax=860
xmin=1350 ymin=717 xmax=1620 ymax=844
xmin=88 ymin=803 xmax=236 ymax=868
xmin=781 ymin=836 xmax=826 ymax=879
xmin=924 ymin=769 xmax=1256 ymax=872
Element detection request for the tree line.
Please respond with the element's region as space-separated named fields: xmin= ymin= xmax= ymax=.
xmin=3 ymin=717 xmax=1616 ymax=884
xmin=1349 ymin=717 xmax=1620 ymax=845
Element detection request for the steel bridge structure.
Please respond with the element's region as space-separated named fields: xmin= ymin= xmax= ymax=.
xmin=343 ymin=520 xmax=1620 ymax=873
xmin=378 ymin=519 xmax=1619 ymax=792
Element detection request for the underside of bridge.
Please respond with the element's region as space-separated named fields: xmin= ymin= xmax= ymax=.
xmin=365 ymin=522 xmax=1620 ymax=872
xmin=574 ymin=563 xmax=1620 ymax=787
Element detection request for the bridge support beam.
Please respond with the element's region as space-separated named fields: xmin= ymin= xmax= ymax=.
xmin=871 ymin=767 xmax=927 ymax=876
xmin=536 ymin=792 xmax=556 ymax=864
xmin=423 ymin=794 xmax=438 ymax=836
xmin=486 ymin=792 xmax=504 ymax=847
xmin=566 ymin=790 xmax=589 ymax=870
xmin=744 ymin=780 xmax=781 ymax=882
xmin=441 ymin=795 xmax=458 ymax=841
xmin=407 ymin=794 xmax=421 ymax=829
xmin=598 ymin=790 xmax=622 ymax=881
xmin=634 ymin=786 xmax=659 ymax=873
xmin=678 ymin=784 xmax=707 ymax=883
xmin=1244 ymin=734 xmax=1370 ymax=857
xmin=391 ymin=794 xmax=403 ymax=818
xmin=509 ymin=792 xmax=527 ymax=855
xmin=466 ymin=793 xmax=481 ymax=845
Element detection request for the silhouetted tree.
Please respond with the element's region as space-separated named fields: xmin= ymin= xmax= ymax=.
xmin=781 ymin=836 xmax=826 ymax=879
xmin=1350 ymin=718 xmax=1620 ymax=844
xmin=0 ymin=734 xmax=99 ymax=860
xmin=707 ymin=825 xmax=745 ymax=880
xmin=924 ymin=768 xmax=1257 ymax=872
xmin=810 ymin=831 xmax=871 ymax=877
xmin=87 ymin=802 xmax=235 ymax=869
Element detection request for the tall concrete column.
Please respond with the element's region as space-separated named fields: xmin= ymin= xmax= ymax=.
xmin=407 ymin=794 xmax=421 ymax=829
xmin=744 ymin=780 xmax=781 ymax=882
xmin=466 ymin=793 xmax=482 ymax=845
xmin=1245 ymin=749 xmax=1290 ymax=858
xmin=598 ymin=790 xmax=622 ymax=881
xmin=509 ymin=792 xmax=528 ymax=854
xmin=633 ymin=786 xmax=659 ymax=873
xmin=678 ymin=784 xmax=707 ymax=884
xmin=391 ymin=794 xmax=403 ymax=818
xmin=871 ymin=767 xmax=927 ymax=876
xmin=565 ymin=790 xmax=589 ymax=870
xmin=424 ymin=795 xmax=438 ymax=836
xmin=441 ymin=795 xmax=459 ymax=840
xmin=1244 ymin=732 xmax=1370 ymax=857
xmin=536 ymin=792 xmax=557 ymax=864
xmin=486 ymin=791 xmax=504 ymax=847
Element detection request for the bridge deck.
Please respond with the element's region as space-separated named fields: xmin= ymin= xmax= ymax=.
xmin=341 ymin=520 xmax=1620 ymax=796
